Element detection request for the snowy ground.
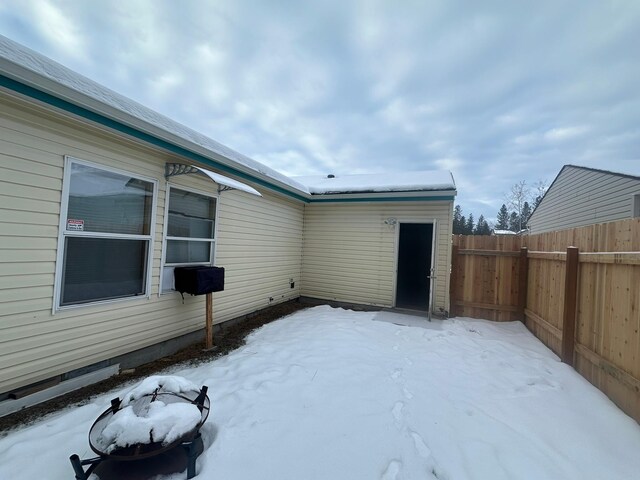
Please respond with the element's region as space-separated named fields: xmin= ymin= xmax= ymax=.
xmin=1 ymin=306 xmax=640 ymax=480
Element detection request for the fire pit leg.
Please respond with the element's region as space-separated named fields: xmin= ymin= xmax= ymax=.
xmin=69 ymin=454 xmax=102 ymax=480
xmin=183 ymin=432 xmax=201 ymax=479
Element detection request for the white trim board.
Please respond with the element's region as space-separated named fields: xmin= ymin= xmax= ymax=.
xmin=0 ymin=365 xmax=119 ymax=418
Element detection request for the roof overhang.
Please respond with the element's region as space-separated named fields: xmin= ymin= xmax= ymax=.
xmin=0 ymin=35 xmax=309 ymax=202
xmin=0 ymin=37 xmax=459 ymax=206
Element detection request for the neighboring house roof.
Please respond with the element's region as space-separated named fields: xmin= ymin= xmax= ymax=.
xmin=527 ymin=164 xmax=640 ymax=233
xmin=293 ymin=171 xmax=456 ymax=195
xmin=529 ymin=164 xmax=640 ymax=218
xmin=0 ymin=35 xmax=456 ymax=203
xmin=528 ymin=164 xmax=640 ymax=222
xmin=492 ymin=229 xmax=517 ymax=235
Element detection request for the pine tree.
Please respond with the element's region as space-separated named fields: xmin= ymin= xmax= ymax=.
xmin=453 ymin=205 xmax=464 ymax=234
xmin=533 ymin=195 xmax=543 ymax=209
xmin=465 ymin=214 xmax=475 ymax=235
xmin=496 ymin=204 xmax=509 ymax=230
xmin=509 ymin=212 xmax=519 ymax=232
xmin=474 ymin=215 xmax=491 ymax=235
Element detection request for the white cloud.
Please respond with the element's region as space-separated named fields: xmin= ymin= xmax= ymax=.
xmin=1 ymin=0 xmax=639 ymax=221
xmin=544 ymin=126 xmax=589 ymax=141
xmin=25 ymin=0 xmax=87 ymax=60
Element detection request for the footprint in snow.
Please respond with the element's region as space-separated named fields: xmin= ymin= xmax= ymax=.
xmin=381 ymin=460 xmax=402 ymax=480
xmin=410 ymin=430 xmax=432 ymax=459
xmin=392 ymin=401 xmax=404 ymax=425
xmin=403 ymin=387 xmax=414 ymax=400
xmin=391 ymin=369 xmax=402 ymax=380
xmin=409 ymin=431 xmax=449 ymax=480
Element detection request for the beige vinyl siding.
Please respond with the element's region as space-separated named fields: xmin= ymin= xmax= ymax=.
xmin=0 ymin=92 xmax=303 ymax=394
xmin=209 ymin=189 xmax=303 ymax=319
xmin=301 ymin=201 xmax=453 ymax=312
xmin=529 ymin=166 xmax=640 ymax=234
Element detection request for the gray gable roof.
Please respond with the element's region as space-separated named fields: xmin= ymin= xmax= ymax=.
xmin=528 ymin=164 xmax=640 ymax=232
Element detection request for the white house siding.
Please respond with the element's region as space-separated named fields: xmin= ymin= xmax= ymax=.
xmin=301 ymin=201 xmax=453 ymax=312
xmin=0 ymin=92 xmax=303 ymax=394
xmin=528 ymin=166 xmax=640 ymax=234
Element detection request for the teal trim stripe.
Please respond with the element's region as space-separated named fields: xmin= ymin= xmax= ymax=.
xmin=0 ymin=74 xmax=309 ymax=203
xmin=309 ymin=195 xmax=455 ymax=203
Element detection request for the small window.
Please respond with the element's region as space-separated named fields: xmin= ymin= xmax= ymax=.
xmin=56 ymin=158 xmax=156 ymax=308
xmin=162 ymin=187 xmax=217 ymax=292
xmin=633 ymin=193 xmax=640 ymax=218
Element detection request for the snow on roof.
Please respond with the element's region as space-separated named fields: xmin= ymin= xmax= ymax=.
xmin=0 ymin=35 xmax=309 ymax=195
xmin=493 ymin=229 xmax=517 ymax=235
xmin=293 ymin=170 xmax=456 ymax=195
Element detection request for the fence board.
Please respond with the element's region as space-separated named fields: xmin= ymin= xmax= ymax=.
xmin=451 ymin=235 xmax=522 ymax=321
xmin=452 ymin=218 xmax=640 ymax=423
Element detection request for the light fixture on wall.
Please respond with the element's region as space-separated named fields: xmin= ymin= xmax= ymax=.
xmin=384 ymin=217 xmax=397 ymax=225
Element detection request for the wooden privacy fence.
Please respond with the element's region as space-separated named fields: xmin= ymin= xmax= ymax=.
xmin=451 ymin=218 xmax=640 ymax=423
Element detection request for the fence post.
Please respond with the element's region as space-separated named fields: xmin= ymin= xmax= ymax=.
xmin=449 ymin=245 xmax=459 ymax=317
xmin=561 ymin=246 xmax=579 ymax=365
xmin=518 ymin=247 xmax=529 ymax=322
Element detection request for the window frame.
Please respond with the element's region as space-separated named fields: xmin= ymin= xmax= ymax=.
xmin=160 ymin=184 xmax=219 ymax=294
xmin=53 ymin=156 xmax=158 ymax=312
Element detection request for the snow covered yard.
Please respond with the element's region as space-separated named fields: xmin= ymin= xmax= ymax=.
xmin=1 ymin=306 xmax=640 ymax=480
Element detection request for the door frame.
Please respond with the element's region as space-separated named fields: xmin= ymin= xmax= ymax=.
xmin=392 ymin=219 xmax=438 ymax=312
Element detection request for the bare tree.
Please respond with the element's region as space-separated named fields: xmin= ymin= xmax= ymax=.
xmin=532 ymin=179 xmax=548 ymax=209
xmin=506 ymin=180 xmax=530 ymax=231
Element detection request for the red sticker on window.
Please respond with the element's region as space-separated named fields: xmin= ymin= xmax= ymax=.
xmin=67 ymin=219 xmax=84 ymax=231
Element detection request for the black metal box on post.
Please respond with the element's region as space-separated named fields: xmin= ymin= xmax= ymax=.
xmin=174 ymin=266 xmax=225 ymax=296
xmin=174 ymin=266 xmax=225 ymax=349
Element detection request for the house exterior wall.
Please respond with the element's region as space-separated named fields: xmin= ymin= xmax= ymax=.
xmin=300 ymin=201 xmax=453 ymax=313
xmin=528 ymin=166 xmax=640 ymax=234
xmin=0 ymin=92 xmax=303 ymax=394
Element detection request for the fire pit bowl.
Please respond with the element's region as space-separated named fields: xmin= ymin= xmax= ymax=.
xmin=70 ymin=376 xmax=210 ymax=480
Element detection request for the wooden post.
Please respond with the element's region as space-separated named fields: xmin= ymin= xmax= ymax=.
xmin=518 ymin=247 xmax=529 ymax=322
xmin=449 ymin=245 xmax=459 ymax=317
xmin=205 ymin=292 xmax=213 ymax=349
xmin=561 ymin=246 xmax=579 ymax=365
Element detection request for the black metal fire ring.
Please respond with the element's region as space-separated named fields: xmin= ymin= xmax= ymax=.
xmin=70 ymin=385 xmax=210 ymax=480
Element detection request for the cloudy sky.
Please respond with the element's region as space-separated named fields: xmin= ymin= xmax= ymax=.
xmin=1 ymin=0 xmax=639 ymax=221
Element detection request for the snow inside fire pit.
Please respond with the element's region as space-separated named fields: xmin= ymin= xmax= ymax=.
xmin=94 ymin=375 xmax=203 ymax=453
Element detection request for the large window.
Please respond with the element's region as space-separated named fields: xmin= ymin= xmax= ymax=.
xmin=162 ymin=186 xmax=217 ymax=292
xmin=56 ymin=158 xmax=156 ymax=308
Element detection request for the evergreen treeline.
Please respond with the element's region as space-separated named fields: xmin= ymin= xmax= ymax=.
xmin=453 ymin=180 xmax=546 ymax=235
xmin=453 ymin=206 xmax=491 ymax=235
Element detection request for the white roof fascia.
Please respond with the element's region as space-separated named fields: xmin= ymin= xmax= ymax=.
xmin=306 ymin=189 xmax=457 ymax=202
